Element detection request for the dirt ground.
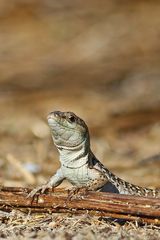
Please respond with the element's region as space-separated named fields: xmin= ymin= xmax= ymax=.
xmin=0 ymin=1 xmax=160 ymax=239
xmin=0 ymin=87 xmax=160 ymax=239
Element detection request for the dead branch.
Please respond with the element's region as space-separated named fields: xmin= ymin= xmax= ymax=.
xmin=0 ymin=186 xmax=159 ymax=225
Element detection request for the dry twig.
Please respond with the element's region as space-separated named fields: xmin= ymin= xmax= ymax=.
xmin=0 ymin=186 xmax=159 ymax=225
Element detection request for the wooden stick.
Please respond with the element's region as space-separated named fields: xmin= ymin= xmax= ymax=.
xmin=0 ymin=186 xmax=159 ymax=225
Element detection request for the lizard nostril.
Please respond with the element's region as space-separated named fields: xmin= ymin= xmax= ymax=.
xmin=54 ymin=112 xmax=59 ymax=117
xmin=53 ymin=111 xmax=62 ymax=117
xmin=47 ymin=111 xmax=61 ymax=119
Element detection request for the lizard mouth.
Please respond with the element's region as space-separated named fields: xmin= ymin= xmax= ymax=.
xmin=47 ymin=111 xmax=64 ymax=123
xmin=47 ymin=111 xmax=61 ymax=127
xmin=47 ymin=111 xmax=72 ymax=130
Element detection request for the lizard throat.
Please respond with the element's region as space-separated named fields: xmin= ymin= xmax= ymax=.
xmin=55 ymin=138 xmax=90 ymax=168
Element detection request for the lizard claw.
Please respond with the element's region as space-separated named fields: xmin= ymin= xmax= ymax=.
xmin=27 ymin=183 xmax=53 ymax=198
xmin=67 ymin=186 xmax=88 ymax=200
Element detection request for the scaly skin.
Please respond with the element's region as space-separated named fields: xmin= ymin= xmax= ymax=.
xmin=28 ymin=111 xmax=160 ymax=198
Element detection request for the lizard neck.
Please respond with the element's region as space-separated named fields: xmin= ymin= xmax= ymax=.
xmin=55 ymin=136 xmax=90 ymax=168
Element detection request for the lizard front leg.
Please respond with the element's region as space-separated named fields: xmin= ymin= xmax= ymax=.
xmin=27 ymin=168 xmax=65 ymax=198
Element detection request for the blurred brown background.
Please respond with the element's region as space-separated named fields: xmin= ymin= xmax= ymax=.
xmin=0 ymin=0 xmax=160 ymax=189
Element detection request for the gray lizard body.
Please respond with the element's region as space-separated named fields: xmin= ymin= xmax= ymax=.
xmin=28 ymin=111 xmax=160 ymax=198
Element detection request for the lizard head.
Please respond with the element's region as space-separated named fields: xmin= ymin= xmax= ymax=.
xmin=47 ymin=111 xmax=89 ymax=148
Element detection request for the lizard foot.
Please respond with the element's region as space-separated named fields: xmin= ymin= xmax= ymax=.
xmin=67 ymin=186 xmax=88 ymax=200
xmin=27 ymin=182 xmax=54 ymax=199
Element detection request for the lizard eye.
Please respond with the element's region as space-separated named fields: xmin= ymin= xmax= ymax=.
xmin=68 ymin=115 xmax=75 ymax=123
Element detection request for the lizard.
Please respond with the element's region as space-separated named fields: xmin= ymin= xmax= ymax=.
xmin=28 ymin=111 xmax=160 ymax=198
